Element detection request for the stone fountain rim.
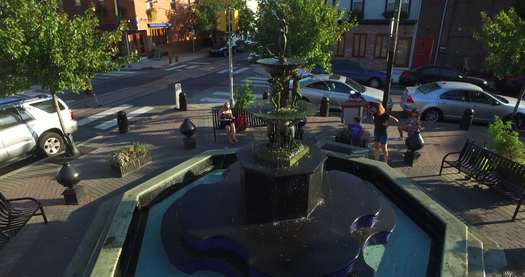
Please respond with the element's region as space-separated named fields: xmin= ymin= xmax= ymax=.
xmin=83 ymin=147 xmax=470 ymax=277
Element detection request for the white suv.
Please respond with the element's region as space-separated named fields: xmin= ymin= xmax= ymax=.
xmin=0 ymin=93 xmax=78 ymax=165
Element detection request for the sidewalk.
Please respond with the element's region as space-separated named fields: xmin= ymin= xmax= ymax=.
xmin=125 ymin=48 xmax=210 ymax=71
xmin=0 ymin=107 xmax=523 ymax=276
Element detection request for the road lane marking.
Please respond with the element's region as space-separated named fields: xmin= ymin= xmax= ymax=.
xmin=165 ymin=64 xmax=188 ymax=71
xmin=94 ymin=106 xmax=154 ymax=130
xmin=233 ymin=67 xmax=249 ymax=74
xmin=186 ymin=65 xmax=199 ymax=69
xmin=217 ymin=68 xmax=229 ymax=74
xmin=77 ymin=105 xmax=131 ymax=126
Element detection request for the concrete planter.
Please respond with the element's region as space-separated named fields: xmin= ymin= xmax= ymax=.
xmin=111 ymin=152 xmax=152 ymax=178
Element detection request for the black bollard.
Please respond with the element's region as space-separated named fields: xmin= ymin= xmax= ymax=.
xmin=179 ymin=92 xmax=188 ymax=111
xmin=263 ymin=91 xmax=269 ymax=100
xmin=56 ymin=162 xmax=81 ymax=205
xmin=459 ymin=108 xmax=474 ymax=130
xmin=296 ymin=118 xmax=306 ymax=141
xmin=320 ymin=97 xmax=330 ymax=117
xmin=117 ymin=111 xmax=129 ymax=133
xmin=180 ymin=118 xmax=197 ymax=149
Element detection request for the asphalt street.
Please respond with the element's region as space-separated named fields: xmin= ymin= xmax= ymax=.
xmin=0 ymin=53 xmax=404 ymax=175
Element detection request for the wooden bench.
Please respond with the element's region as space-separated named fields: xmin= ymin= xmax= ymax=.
xmin=0 ymin=193 xmax=48 ymax=247
xmin=440 ymin=140 xmax=525 ymax=221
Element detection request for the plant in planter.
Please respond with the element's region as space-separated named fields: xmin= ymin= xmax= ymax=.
xmin=488 ymin=117 xmax=525 ymax=163
xmin=233 ymin=80 xmax=256 ymax=131
xmin=110 ymin=143 xmax=152 ymax=177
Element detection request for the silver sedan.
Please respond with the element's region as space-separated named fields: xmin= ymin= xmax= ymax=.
xmin=299 ymin=75 xmax=393 ymax=110
xmin=401 ymin=81 xmax=525 ymax=123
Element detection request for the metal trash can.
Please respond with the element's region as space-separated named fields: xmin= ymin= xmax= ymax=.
xmin=320 ymin=97 xmax=330 ymax=117
xmin=117 ymin=111 xmax=128 ymax=134
xmin=460 ymin=108 xmax=474 ymax=130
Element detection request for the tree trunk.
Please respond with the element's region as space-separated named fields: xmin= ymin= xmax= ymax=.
xmin=52 ymin=91 xmax=68 ymax=135
xmin=512 ymin=82 xmax=525 ymax=117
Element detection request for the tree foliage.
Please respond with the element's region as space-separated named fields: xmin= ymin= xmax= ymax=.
xmin=254 ymin=0 xmax=355 ymax=71
xmin=238 ymin=5 xmax=256 ymax=38
xmin=194 ymin=0 xmax=250 ymax=35
xmin=476 ymin=8 xmax=525 ymax=78
xmin=0 ymin=0 xmax=133 ymax=96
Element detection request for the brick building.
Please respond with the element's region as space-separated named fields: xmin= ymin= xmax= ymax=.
xmin=334 ymin=0 xmax=423 ymax=71
xmin=413 ymin=0 xmax=513 ymax=72
xmin=62 ymin=0 xmax=195 ymax=55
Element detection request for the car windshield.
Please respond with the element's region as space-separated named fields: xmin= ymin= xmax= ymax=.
xmin=417 ymin=83 xmax=441 ymax=94
xmin=345 ymin=78 xmax=366 ymax=93
xmin=486 ymin=91 xmax=510 ymax=104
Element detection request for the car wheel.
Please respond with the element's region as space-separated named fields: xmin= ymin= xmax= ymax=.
xmin=422 ymin=108 xmax=442 ymax=123
xmin=38 ymin=131 xmax=64 ymax=157
xmin=368 ymin=78 xmax=382 ymax=88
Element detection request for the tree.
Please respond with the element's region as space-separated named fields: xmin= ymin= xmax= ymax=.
xmin=254 ymin=0 xmax=355 ymax=71
xmin=238 ymin=4 xmax=256 ymax=38
xmin=0 ymin=0 xmax=133 ymax=155
xmin=476 ymin=8 xmax=525 ymax=121
xmin=194 ymin=0 xmax=252 ymax=35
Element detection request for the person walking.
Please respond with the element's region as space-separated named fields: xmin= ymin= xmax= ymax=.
xmin=370 ymin=102 xmax=398 ymax=163
xmin=220 ymin=102 xmax=238 ymax=144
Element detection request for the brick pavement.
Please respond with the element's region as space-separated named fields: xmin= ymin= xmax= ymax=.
xmin=0 ymin=105 xmax=524 ymax=276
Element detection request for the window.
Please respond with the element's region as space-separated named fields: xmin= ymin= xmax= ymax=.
xmin=374 ymin=34 xmax=388 ymax=59
xmin=307 ymin=82 xmax=328 ymax=90
xmin=351 ymin=0 xmax=364 ymax=13
xmin=30 ymin=100 xmax=65 ymax=113
xmin=394 ymin=37 xmax=412 ymax=67
xmin=385 ymin=0 xmax=409 ymax=15
xmin=328 ymin=82 xmax=352 ymax=94
xmin=417 ymin=83 xmax=441 ymax=94
xmin=0 ymin=110 xmax=19 ymax=130
xmin=352 ymin=33 xmax=367 ymax=58
xmin=440 ymin=90 xmax=467 ymax=101
xmin=16 ymin=108 xmax=33 ymax=121
xmin=469 ymin=91 xmax=494 ymax=105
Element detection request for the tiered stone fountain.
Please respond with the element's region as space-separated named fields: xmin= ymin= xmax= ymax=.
xmin=159 ymin=20 xmax=396 ymax=276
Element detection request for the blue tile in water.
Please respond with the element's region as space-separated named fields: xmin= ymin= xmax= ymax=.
xmin=363 ymin=196 xmax=431 ymax=277
xmin=136 ymin=170 xmax=226 ymax=277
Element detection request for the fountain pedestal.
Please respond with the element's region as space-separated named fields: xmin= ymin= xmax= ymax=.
xmin=237 ymin=145 xmax=326 ymax=224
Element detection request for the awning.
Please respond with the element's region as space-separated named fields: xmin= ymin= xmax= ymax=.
xmin=147 ymin=23 xmax=174 ymax=28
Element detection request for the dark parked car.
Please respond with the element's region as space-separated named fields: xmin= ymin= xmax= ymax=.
xmin=312 ymin=59 xmax=387 ymax=88
xmin=495 ymin=75 xmax=524 ymax=96
xmin=399 ymin=66 xmax=489 ymax=89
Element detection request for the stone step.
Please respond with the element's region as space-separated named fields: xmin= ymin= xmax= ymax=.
xmin=467 ymin=230 xmax=508 ymax=277
xmin=467 ymin=231 xmax=486 ymax=277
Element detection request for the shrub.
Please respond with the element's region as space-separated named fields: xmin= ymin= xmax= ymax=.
xmin=234 ymin=80 xmax=256 ymax=110
xmin=488 ymin=117 xmax=525 ymax=163
xmin=110 ymin=143 xmax=150 ymax=168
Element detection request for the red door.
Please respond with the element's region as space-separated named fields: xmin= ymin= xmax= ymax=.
xmin=414 ymin=36 xmax=434 ymax=68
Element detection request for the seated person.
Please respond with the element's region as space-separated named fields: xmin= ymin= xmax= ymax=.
xmin=348 ymin=117 xmax=364 ymax=146
xmin=220 ymin=102 xmax=238 ymax=144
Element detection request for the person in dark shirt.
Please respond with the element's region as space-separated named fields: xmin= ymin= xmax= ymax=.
xmin=371 ymin=102 xmax=398 ymax=162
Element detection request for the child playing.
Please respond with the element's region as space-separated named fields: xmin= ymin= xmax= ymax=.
xmin=348 ymin=117 xmax=364 ymax=146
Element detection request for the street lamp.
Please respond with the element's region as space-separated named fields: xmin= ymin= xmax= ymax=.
xmin=383 ymin=0 xmax=403 ymax=108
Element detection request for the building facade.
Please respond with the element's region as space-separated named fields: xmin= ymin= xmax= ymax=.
xmin=414 ymin=0 xmax=512 ymax=73
xmin=334 ymin=0 xmax=422 ymax=70
xmin=63 ymin=0 xmax=195 ymax=55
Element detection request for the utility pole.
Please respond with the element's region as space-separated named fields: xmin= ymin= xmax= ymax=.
xmin=383 ymin=0 xmax=403 ymax=108
xmin=227 ymin=7 xmax=235 ymax=106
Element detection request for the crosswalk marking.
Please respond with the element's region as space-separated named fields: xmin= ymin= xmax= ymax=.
xmin=217 ymin=68 xmax=229 ymax=74
xmin=199 ymin=91 xmax=263 ymax=104
xmin=189 ymin=62 xmax=210 ymax=65
xmin=77 ymin=105 xmax=131 ymax=126
xmin=233 ymin=67 xmax=249 ymax=74
xmin=200 ymin=97 xmax=228 ymax=103
xmin=165 ymin=64 xmax=188 ymax=71
xmin=186 ymin=65 xmax=199 ymax=70
xmin=94 ymin=106 xmax=154 ymax=130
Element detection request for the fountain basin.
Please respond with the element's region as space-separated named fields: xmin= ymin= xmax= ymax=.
xmin=84 ymin=147 xmax=469 ymax=277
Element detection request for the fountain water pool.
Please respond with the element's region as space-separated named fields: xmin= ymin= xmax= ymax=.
xmin=135 ymin=169 xmax=431 ymax=277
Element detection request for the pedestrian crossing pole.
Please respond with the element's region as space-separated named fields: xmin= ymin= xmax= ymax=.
xmin=227 ymin=7 xmax=235 ymax=106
